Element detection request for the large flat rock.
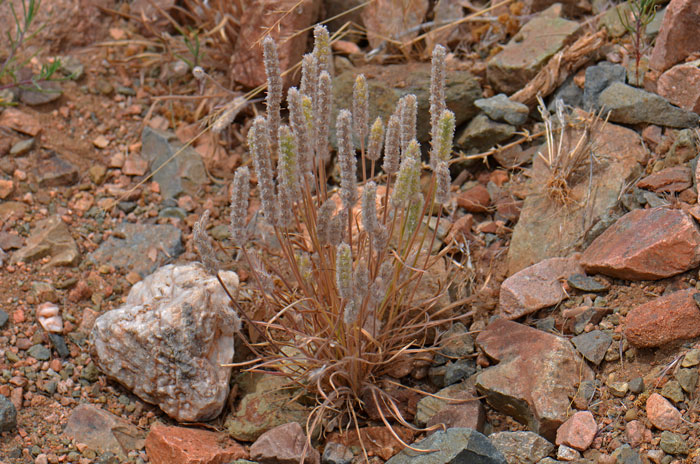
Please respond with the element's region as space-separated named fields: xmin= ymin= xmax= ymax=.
xmin=476 ymin=319 xmax=593 ymax=442
xmin=581 ymin=207 xmax=700 ymax=280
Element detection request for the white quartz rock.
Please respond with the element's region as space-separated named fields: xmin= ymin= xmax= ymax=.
xmin=90 ymin=263 xmax=240 ymax=422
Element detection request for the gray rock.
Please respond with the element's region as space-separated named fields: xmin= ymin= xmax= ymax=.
xmin=682 ymin=349 xmax=700 ymax=367
xmin=58 ymin=55 xmax=85 ymax=80
xmin=645 ymin=5 xmax=666 ymax=38
xmin=34 ymin=153 xmax=79 ymax=187
xmin=474 ymin=94 xmax=529 ymax=125
xmin=11 ymin=215 xmax=80 ymax=267
xmin=27 ymin=344 xmax=51 ymax=361
xmin=490 ymin=431 xmax=554 ymax=464
xmin=444 ymin=359 xmax=476 ymax=386
xmin=386 ymin=428 xmax=506 ymax=464
xmin=0 ymin=394 xmax=17 ymax=432
xmin=661 ymin=380 xmax=685 ymax=404
xmin=675 ymin=368 xmax=698 ymax=394
xmin=549 ymin=76 xmax=583 ymax=109
xmin=598 ymin=82 xmax=700 ymax=128
xmin=64 ymin=404 xmax=145 ymax=460
xmin=322 ymin=442 xmax=354 ymax=464
xmin=439 ymin=322 xmax=475 ymax=359
xmin=90 ymin=263 xmax=240 ymax=422
xmin=566 ymin=274 xmax=609 ymax=293
xmin=571 ymin=330 xmax=613 ymax=365
xmin=0 ymin=309 xmax=8 ymax=329
xmin=20 ymin=80 xmax=62 ymax=105
xmin=332 ymin=63 xmax=481 ymax=146
xmin=628 ymin=377 xmax=644 ymax=394
xmin=583 ymin=62 xmax=626 ymax=110
xmin=556 ymin=445 xmax=579 ymax=461
xmin=659 ymin=431 xmax=688 ymax=455
xmin=141 ymin=127 xmax=208 ymax=199
xmin=455 ymin=114 xmax=515 ymax=151
xmin=88 ymin=222 xmax=182 ymax=277
xmin=9 ymin=138 xmax=34 ymax=156
xmin=48 ymin=333 xmax=69 ymax=358
xmin=158 ymin=206 xmax=187 ymax=220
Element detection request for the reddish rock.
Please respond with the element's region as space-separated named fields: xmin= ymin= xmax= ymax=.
xmin=475 ymin=319 xmax=594 ymax=441
xmin=657 ymin=60 xmax=700 ymax=114
xmin=250 ymin=422 xmax=320 ymax=464
xmin=499 ymin=255 xmax=583 ymax=320
xmin=555 ymin=411 xmax=597 ymax=451
xmin=646 ymin=393 xmax=682 ymax=430
xmin=581 ymin=207 xmax=700 ymax=280
xmin=362 ymin=0 xmax=429 ymax=50
xmin=426 ymin=399 xmax=486 ymax=435
xmin=649 ymin=0 xmax=700 ymax=72
xmin=624 ymin=288 xmax=700 ymax=348
xmin=524 ymin=0 xmax=590 ymax=16
xmin=457 ymin=184 xmax=491 ymax=213
xmin=0 ymin=179 xmax=14 ymax=199
xmin=65 ymin=404 xmax=145 ymax=459
xmin=494 ymin=196 xmax=522 ymax=223
xmin=642 ymin=125 xmax=663 ymax=148
xmin=230 ymin=0 xmax=320 ymax=88
xmin=446 ymin=214 xmax=474 ymax=244
xmin=637 ymin=166 xmax=692 ymax=193
xmin=145 ymin=423 xmax=248 ymax=464
xmin=0 ymin=108 xmax=42 ymax=136
xmin=122 ymin=155 xmax=149 ymax=176
xmin=625 ymin=420 xmax=646 ymax=447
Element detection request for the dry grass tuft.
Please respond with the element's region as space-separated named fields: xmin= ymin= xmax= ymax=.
xmin=536 ymin=96 xmax=607 ymax=205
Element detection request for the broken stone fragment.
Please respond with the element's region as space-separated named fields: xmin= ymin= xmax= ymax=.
xmin=90 ymin=263 xmax=240 ymax=422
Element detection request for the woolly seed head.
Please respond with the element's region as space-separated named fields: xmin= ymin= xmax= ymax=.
xmin=434 ymin=160 xmax=451 ymax=206
xmin=313 ymin=25 xmax=332 ymax=75
xmin=391 ymin=139 xmax=421 ymax=207
xmin=405 ymin=193 xmax=424 ymax=236
xmin=278 ymin=124 xmax=301 ymax=199
xmin=353 ymin=74 xmax=369 ymax=143
xmin=192 ymin=66 xmax=205 ymax=81
xmin=229 ymin=166 xmax=250 ymax=245
xmin=399 ymin=94 xmax=417 ymax=151
xmin=361 ymin=181 xmax=379 ymax=236
xmin=249 ymin=116 xmax=278 ymax=225
xmin=435 ymin=110 xmax=455 ymax=163
xmin=300 ymin=53 xmax=318 ymax=98
xmin=367 ymin=117 xmax=384 ymax=162
xmin=337 ymin=109 xmax=357 ymax=209
xmin=336 ymin=242 xmax=353 ymax=301
xmin=383 ymin=114 xmax=400 ymax=175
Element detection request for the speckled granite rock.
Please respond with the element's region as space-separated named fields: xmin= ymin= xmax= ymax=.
xmin=90 ymin=263 xmax=240 ymax=422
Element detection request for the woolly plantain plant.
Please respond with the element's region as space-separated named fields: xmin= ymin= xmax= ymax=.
xmin=194 ymin=25 xmax=465 ymax=458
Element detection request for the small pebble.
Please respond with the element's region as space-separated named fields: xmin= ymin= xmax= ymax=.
xmin=681 ymin=349 xmax=700 ymax=367
xmin=567 ymin=274 xmax=610 ymax=292
xmin=628 ymin=377 xmax=645 ymax=394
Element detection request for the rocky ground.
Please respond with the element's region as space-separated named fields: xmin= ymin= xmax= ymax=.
xmin=1 ymin=0 xmax=700 ymax=463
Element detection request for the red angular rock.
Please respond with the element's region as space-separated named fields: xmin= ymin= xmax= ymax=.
xmin=624 ymin=288 xmax=700 ymax=348
xmin=426 ymin=398 xmax=486 ymax=434
xmin=475 ymin=319 xmax=594 ymax=441
xmin=637 ymin=166 xmax=692 ymax=193
xmin=555 ymin=411 xmax=597 ymax=451
xmin=457 ymin=184 xmax=491 ymax=213
xmin=362 ymin=0 xmax=429 ymax=50
xmin=145 ymin=423 xmax=248 ymax=464
xmin=499 ymin=255 xmax=582 ymax=319
xmin=0 ymin=108 xmax=42 ymax=136
xmin=625 ymin=420 xmax=646 ymax=448
xmin=230 ymin=0 xmax=320 ymax=88
xmin=646 ymin=393 xmax=682 ymax=430
xmin=657 ymin=60 xmax=700 ymax=114
xmin=581 ymin=207 xmax=700 ymax=280
xmin=250 ymin=422 xmax=320 ymax=464
xmin=0 ymin=179 xmax=14 ymax=199
xmin=649 ymin=0 xmax=700 ymax=72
